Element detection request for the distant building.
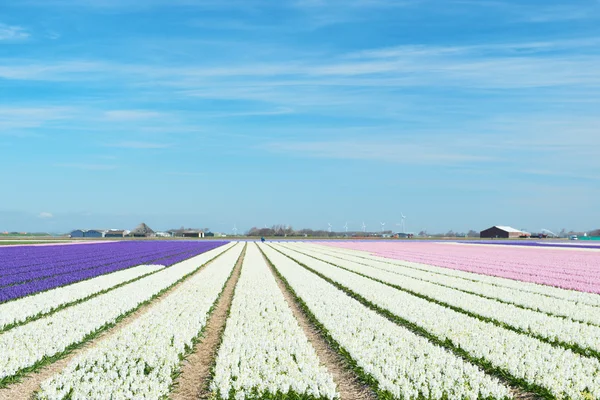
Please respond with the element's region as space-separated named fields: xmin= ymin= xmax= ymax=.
xmin=396 ymin=232 xmax=414 ymax=238
xmin=204 ymin=232 xmax=215 ymax=237
xmin=69 ymin=229 xmax=105 ymax=238
xmin=85 ymin=230 xmax=104 ymax=238
xmin=168 ymin=229 xmax=205 ymax=238
xmin=480 ymin=226 xmax=531 ymax=239
xmin=130 ymin=223 xmax=155 ymax=237
xmin=70 ymin=229 xmax=85 ymax=238
xmin=104 ymin=230 xmax=126 ymax=238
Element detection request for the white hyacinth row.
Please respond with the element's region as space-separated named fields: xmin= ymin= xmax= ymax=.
xmin=0 ymin=264 xmax=165 ymax=331
xmin=211 ymin=243 xmax=338 ymax=400
xmin=273 ymin=244 xmax=600 ymax=400
xmin=260 ymin=244 xmax=512 ymax=400
xmin=315 ymin=243 xmax=600 ymax=307
xmin=298 ymin=243 xmax=600 ymax=325
xmin=0 ymin=242 xmax=234 ymax=382
xmin=282 ymin=243 xmax=600 ymax=355
xmin=36 ymin=242 xmax=244 ymax=400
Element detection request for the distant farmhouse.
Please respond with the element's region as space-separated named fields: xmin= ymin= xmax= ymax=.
xmin=69 ymin=229 xmax=104 ymax=238
xmin=104 ymin=229 xmax=127 ymax=238
xmin=167 ymin=229 xmax=205 ymax=238
xmin=480 ymin=226 xmax=531 ymax=239
xmin=69 ymin=222 xmax=154 ymax=238
xmin=130 ymin=223 xmax=155 ymax=237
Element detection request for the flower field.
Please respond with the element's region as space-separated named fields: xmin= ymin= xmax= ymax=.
xmin=1 ymin=240 xmax=599 ymax=399
xmin=323 ymin=241 xmax=600 ymax=293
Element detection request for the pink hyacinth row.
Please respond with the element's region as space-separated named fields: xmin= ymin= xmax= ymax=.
xmin=322 ymin=241 xmax=600 ymax=294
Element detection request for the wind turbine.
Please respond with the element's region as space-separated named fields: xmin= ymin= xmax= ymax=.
xmin=400 ymin=213 xmax=407 ymax=233
xmin=380 ymin=222 xmax=386 ymax=233
xmin=362 ymin=222 xmax=367 ymax=233
xmin=232 ymin=224 xmax=238 ymax=236
xmin=343 ymin=222 xmax=349 ymax=233
xmin=327 ymin=223 xmax=332 ymax=233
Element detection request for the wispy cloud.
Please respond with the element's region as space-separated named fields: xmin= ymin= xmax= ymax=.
xmin=55 ymin=162 xmax=118 ymax=170
xmin=262 ymin=139 xmax=491 ymax=165
xmin=165 ymin=171 xmax=206 ymax=177
xmin=0 ymin=23 xmax=30 ymax=41
xmin=38 ymin=212 xmax=53 ymax=219
xmin=105 ymin=141 xmax=171 ymax=149
xmin=0 ymin=107 xmax=73 ymax=132
xmin=104 ymin=110 xmax=165 ymax=121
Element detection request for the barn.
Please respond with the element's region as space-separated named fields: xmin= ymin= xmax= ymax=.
xmin=182 ymin=230 xmax=204 ymax=238
xmin=480 ymin=226 xmax=530 ymax=239
xmin=168 ymin=229 xmax=205 ymax=238
xmin=130 ymin=223 xmax=155 ymax=237
xmin=104 ymin=230 xmax=126 ymax=238
xmin=70 ymin=230 xmax=85 ymax=238
xmin=84 ymin=230 xmax=104 ymax=238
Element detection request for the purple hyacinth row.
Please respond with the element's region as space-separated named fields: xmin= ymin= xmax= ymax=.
xmin=0 ymin=242 xmax=203 ymax=272
xmin=0 ymin=241 xmax=228 ymax=303
xmin=0 ymin=245 xmax=195 ymax=286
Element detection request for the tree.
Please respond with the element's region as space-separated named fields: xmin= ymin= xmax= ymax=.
xmin=467 ymin=230 xmax=479 ymax=237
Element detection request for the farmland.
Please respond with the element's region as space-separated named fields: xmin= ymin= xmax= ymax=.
xmin=1 ymin=241 xmax=599 ymax=399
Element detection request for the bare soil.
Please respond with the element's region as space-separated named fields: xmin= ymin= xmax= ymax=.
xmin=0 ymin=250 xmax=232 ymax=400
xmin=170 ymin=244 xmax=246 ymax=400
xmin=262 ymin=247 xmax=376 ymax=400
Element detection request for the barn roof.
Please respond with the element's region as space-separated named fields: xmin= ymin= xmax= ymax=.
xmin=130 ymin=223 xmax=154 ymax=235
xmin=494 ymin=226 xmax=523 ymax=233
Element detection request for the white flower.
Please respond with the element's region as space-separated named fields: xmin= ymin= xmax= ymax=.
xmin=210 ymin=244 xmax=338 ymax=400
xmin=274 ymin=243 xmax=600 ymax=400
xmin=0 ymin=264 xmax=165 ymax=331
xmin=36 ymin=243 xmax=243 ymax=400
xmin=286 ymin=243 xmax=600 ymax=355
xmin=1 ymin=243 xmax=236 ymax=385
xmin=261 ymin=244 xmax=512 ymax=400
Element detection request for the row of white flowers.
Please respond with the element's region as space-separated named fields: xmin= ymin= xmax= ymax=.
xmin=0 ymin=242 xmax=234 ymax=382
xmin=36 ymin=243 xmax=244 ymax=400
xmin=299 ymin=243 xmax=600 ymax=326
xmin=260 ymin=244 xmax=512 ymax=400
xmin=273 ymin=244 xmax=600 ymax=400
xmin=211 ymin=243 xmax=338 ymax=400
xmin=0 ymin=264 xmax=165 ymax=331
xmin=283 ymin=243 xmax=600 ymax=355
xmin=310 ymin=243 xmax=600 ymax=307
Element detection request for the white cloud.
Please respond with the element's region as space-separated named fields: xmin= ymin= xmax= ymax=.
xmin=55 ymin=163 xmax=118 ymax=170
xmin=104 ymin=110 xmax=164 ymax=121
xmin=0 ymin=24 xmax=30 ymax=41
xmin=262 ymin=139 xmax=491 ymax=165
xmin=38 ymin=212 xmax=53 ymax=219
xmin=105 ymin=141 xmax=171 ymax=149
xmin=0 ymin=107 xmax=74 ymax=132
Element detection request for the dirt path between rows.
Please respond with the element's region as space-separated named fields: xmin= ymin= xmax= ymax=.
xmin=170 ymin=244 xmax=246 ymax=400
xmin=0 ymin=248 xmax=235 ymax=400
xmin=261 ymin=247 xmax=376 ymax=400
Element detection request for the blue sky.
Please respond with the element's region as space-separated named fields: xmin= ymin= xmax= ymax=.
xmin=1 ymin=0 xmax=599 ymax=234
